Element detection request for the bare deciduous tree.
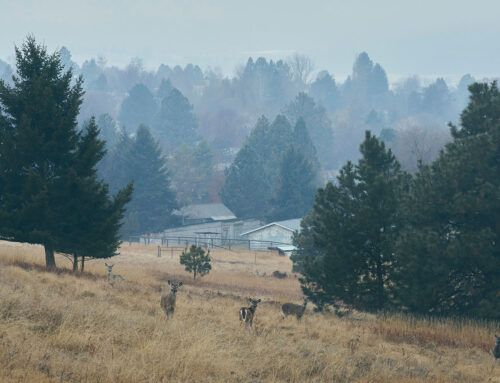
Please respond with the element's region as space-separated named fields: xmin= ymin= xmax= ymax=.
xmin=391 ymin=119 xmax=451 ymax=173
xmin=288 ymin=53 xmax=314 ymax=84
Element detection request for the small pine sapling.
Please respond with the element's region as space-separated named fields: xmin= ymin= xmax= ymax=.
xmin=180 ymin=245 xmax=212 ymax=280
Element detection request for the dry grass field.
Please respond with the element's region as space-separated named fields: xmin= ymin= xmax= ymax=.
xmin=0 ymin=240 xmax=499 ymax=382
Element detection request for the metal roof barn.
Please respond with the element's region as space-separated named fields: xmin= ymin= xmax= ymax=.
xmin=240 ymin=218 xmax=302 ymax=251
xmin=174 ymin=203 xmax=237 ymax=225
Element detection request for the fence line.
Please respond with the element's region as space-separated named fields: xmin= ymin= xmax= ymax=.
xmin=128 ymin=234 xmax=291 ymax=252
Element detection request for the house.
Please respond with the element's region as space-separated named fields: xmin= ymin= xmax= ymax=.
xmin=174 ymin=203 xmax=237 ymax=226
xmin=240 ymin=218 xmax=301 ymax=251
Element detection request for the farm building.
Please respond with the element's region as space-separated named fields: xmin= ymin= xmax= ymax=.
xmin=240 ymin=218 xmax=301 ymax=251
xmin=157 ymin=219 xmax=262 ymax=247
xmin=174 ymin=203 xmax=237 ymax=226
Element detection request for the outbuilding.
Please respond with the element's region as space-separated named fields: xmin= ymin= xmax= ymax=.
xmin=240 ymin=218 xmax=301 ymax=251
xmin=174 ymin=203 xmax=237 ymax=226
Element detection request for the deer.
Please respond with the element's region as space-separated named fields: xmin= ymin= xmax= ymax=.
xmin=281 ymin=298 xmax=308 ymax=322
xmin=239 ymin=298 xmax=261 ymax=329
xmin=105 ymin=263 xmax=124 ymax=282
xmin=494 ymin=335 xmax=500 ymax=359
xmin=160 ymin=280 xmax=183 ymax=318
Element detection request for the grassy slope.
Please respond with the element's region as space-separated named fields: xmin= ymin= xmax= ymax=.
xmin=0 ymin=241 xmax=499 ymax=383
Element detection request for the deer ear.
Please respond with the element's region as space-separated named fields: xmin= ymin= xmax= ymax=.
xmin=178 ymin=282 xmax=183 ymax=286
xmin=168 ymin=280 xmax=171 ymax=285
xmin=105 ymin=263 xmax=109 ymax=267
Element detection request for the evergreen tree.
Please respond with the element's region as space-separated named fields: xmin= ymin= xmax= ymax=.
xmin=310 ymin=70 xmax=340 ymax=112
xmin=154 ymin=88 xmax=198 ymax=149
xmin=99 ymin=127 xmax=134 ymax=194
xmin=220 ymin=115 xmax=294 ymax=220
xmin=343 ymin=52 xmax=389 ymax=102
xmin=118 ymin=83 xmax=157 ymax=129
xmin=220 ymin=144 xmax=269 ymax=219
xmin=292 ymin=131 xmax=402 ymax=311
xmin=60 ymin=118 xmax=132 ymax=271
xmin=0 ymin=37 xmax=131 ymax=269
xmin=284 ymin=92 xmax=335 ymax=169
xmin=292 ymin=117 xmax=320 ymax=173
xmin=97 ymin=113 xmax=119 ymax=148
xmin=0 ymin=37 xmax=84 ymax=268
xmin=156 ymin=78 xmax=174 ymax=100
xmin=421 ymin=78 xmax=452 ymax=119
xmin=170 ymin=141 xmax=214 ymax=205
xmin=393 ymin=82 xmax=500 ymax=319
xmin=120 ymin=125 xmax=178 ymax=236
xmin=268 ymin=146 xmax=317 ymax=221
xmin=261 ymin=115 xmax=294 ymax=179
xmin=180 ymin=245 xmax=212 ymax=280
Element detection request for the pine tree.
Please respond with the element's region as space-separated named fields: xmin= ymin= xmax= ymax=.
xmin=393 ymin=82 xmax=500 ymax=319
xmin=292 ymin=117 xmax=320 ymax=173
xmin=118 ymin=84 xmax=157 ymax=129
xmin=170 ymin=141 xmax=214 ymax=205
xmin=120 ymin=125 xmax=178 ymax=236
xmin=59 ymin=118 xmax=132 ymax=271
xmin=220 ymin=115 xmax=294 ymax=220
xmin=97 ymin=113 xmax=119 ymax=148
xmin=268 ymin=146 xmax=317 ymax=221
xmin=293 ymin=131 xmax=402 ymax=311
xmin=0 ymin=37 xmax=84 ymax=268
xmin=284 ymin=93 xmax=335 ymax=169
xmin=180 ymin=245 xmax=212 ymax=280
xmin=220 ymin=144 xmax=269 ymax=219
xmin=154 ymin=88 xmax=198 ymax=149
xmin=0 ymin=37 xmax=132 ymax=269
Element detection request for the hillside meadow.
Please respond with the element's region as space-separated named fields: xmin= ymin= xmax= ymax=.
xmin=0 ymin=241 xmax=499 ymax=382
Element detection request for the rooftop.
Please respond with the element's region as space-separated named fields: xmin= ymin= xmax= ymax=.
xmin=174 ymin=203 xmax=237 ymax=221
xmin=240 ymin=218 xmax=302 ymax=236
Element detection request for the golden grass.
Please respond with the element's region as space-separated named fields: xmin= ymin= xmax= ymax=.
xmin=0 ymin=240 xmax=499 ymax=382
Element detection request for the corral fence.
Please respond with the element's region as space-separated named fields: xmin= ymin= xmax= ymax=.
xmin=127 ymin=234 xmax=291 ymax=252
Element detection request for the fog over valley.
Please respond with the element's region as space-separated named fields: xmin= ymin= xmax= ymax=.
xmin=2 ymin=2 xmax=500 ymax=381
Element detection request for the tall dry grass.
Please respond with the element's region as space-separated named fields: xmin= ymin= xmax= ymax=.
xmin=0 ymin=241 xmax=499 ymax=382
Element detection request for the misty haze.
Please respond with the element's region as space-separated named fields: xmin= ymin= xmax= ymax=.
xmin=1 ymin=1 xmax=500 ymax=382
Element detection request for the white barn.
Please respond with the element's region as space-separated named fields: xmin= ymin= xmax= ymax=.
xmin=240 ymin=218 xmax=301 ymax=252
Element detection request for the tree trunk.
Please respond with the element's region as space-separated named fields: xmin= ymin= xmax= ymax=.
xmin=44 ymin=244 xmax=56 ymax=269
xmin=80 ymin=255 xmax=85 ymax=272
xmin=193 ymin=269 xmax=197 ymax=280
xmin=72 ymin=254 xmax=78 ymax=272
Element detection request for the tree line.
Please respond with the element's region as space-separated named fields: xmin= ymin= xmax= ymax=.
xmin=0 ymin=47 xmax=478 ymax=174
xmin=0 ymin=38 xmax=323 ymax=255
xmin=292 ymin=82 xmax=500 ymax=320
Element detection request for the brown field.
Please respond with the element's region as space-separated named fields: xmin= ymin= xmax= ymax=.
xmin=0 ymin=241 xmax=499 ymax=383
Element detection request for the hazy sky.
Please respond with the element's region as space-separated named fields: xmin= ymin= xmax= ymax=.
xmin=1 ymin=0 xmax=498 ymax=80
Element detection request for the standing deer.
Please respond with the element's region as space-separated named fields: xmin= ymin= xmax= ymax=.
xmin=239 ymin=298 xmax=261 ymax=329
xmin=161 ymin=280 xmax=183 ymax=318
xmin=281 ymin=298 xmax=308 ymax=322
xmin=105 ymin=263 xmax=124 ymax=282
xmin=494 ymin=335 xmax=500 ymax=359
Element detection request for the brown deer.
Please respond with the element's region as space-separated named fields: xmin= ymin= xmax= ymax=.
xmin=160 ymin=280 xmax=183 ymax=318
xmin=494 ymin=335 xmax=500 ymax=359
xmin=281 ymin=298 xmax=308 ymax=322
xmin=105 ymin=263 xmax=124 ymax=282
xmin=239 ymin=298 xmax=261 ymax=329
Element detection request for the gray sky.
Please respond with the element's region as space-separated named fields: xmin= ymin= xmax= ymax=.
xmin=1 ymin=0 xmax=498 ymax=80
